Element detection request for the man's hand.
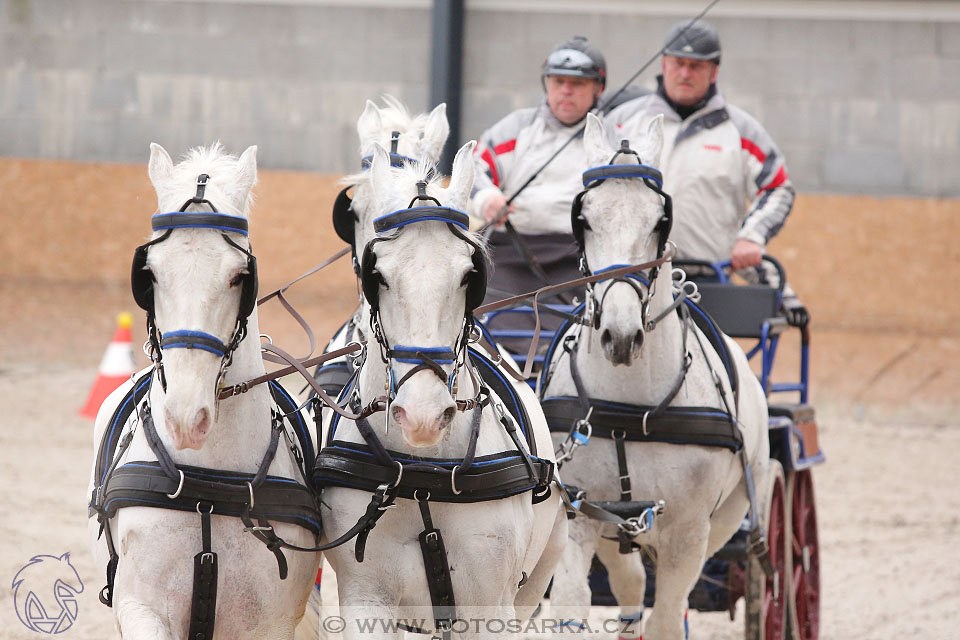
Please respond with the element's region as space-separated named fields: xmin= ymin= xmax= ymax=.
xmin=782 ymin=296 xmax=810 ymax=328
xmin=483 ymin=192 xmax=513 ymax=227
xmin=731 ymin=238 xmax=764 ymax=270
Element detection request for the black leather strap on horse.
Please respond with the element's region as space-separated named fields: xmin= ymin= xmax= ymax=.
xmin=417 ymin=495 xmax=456 ymax=639
xmin=100 ymin=461 xmax=322 ymax=534
xmin=541 ymin=397 xmax=743 ymax=451
xmin=314 ymin=441 xmax=554 ymax=503
xmin=188 ymin=503 xmax=218 ymax=640
xmin=473 ymin=248 xmax=676 ymax=379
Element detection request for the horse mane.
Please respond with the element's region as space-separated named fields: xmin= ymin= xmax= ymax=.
xmin=158 ymin=142 xmax=254 ymax=217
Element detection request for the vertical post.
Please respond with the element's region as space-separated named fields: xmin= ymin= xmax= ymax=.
xmin=429 ymin=0 xmax=464 ymax=174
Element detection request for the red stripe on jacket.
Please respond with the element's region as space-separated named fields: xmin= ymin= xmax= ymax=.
xmin=759 ymin=166 xmax=787 ymax=191
xmin=494 ymin=139 xmax=516 ymax=155
xmin=740 ymin=137 xmax=766 ymax=163
xmin=480 ymin=148 xmax=499 ymax=187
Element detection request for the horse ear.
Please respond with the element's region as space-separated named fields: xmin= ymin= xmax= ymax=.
xmin=443 ymin=140 xmax=476 ymax=208
xmin=419 ymin=103 xmax=449 ymax=165
xmin=357 ymin=100 xmax=382 ymax=149
xmin=368 ymin=142 xmax=392 ymax=201
xmin=640 ymin=114 xmax=664 ymax=168
xmin=235 ymin=145 xmax=258 ymax=208
xmin=148 ymin=142 xmax=174 ymax=187
xmin=583 ymin=113 xmax=609 ymax=166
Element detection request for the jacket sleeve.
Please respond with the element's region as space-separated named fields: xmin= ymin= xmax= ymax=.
xmin=729 ymin=105 xmax=795 ymax=247
xmin=469 ymin=108 xmax=537 ymax=220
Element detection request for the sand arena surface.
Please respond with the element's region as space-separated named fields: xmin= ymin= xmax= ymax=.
xmin=0 ymin=157 xmax=958 ymax=638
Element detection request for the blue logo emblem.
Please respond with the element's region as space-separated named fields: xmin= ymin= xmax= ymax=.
xmin=11 ymin=553 xmax=84 ymax=634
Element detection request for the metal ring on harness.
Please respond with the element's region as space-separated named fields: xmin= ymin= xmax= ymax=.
xmin=389 ymin=461 xmax=404 ymax=490
xmin=414 ymin=488 xmax=431 ymax=502
xmin=195 ymin=501 xmax=214 ymax=515
xmin=247 ymin=481 xmax=255 ymax=509
xmin=167 ymin=470 xmax=185 ymax=499
xmin=642 ymin=411 xmax=651 ymax=437
xmin=451 ymin=465 xmax=463 ymax=495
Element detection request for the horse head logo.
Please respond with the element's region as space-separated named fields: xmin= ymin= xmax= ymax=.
xmin=11 ymin=553 xmax=84 ymax=634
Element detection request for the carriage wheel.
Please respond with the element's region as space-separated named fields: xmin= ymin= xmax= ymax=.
xmin=787 ymin=469 xmax=820 ymax=640
xmin=745 ymin=459 xmax=789 ymax=640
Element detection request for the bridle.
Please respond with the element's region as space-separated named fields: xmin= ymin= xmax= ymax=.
xmin=332 ymin=131 xmax=439 ymax=271
xmin=571 ymin=140 xmax=674 ymax=333
xmin=131 ymin=173 xmax=258 ymax=398
xmin=358 ymin=179 xmax=489 ymax=415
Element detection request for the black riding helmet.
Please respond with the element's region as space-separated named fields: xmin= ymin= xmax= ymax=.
xmin=663 ymin=19 xmax=721 ymax=64
xmin=541 ymin=36 xmax=607 ymax=88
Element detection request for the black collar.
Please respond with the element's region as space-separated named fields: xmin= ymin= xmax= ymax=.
xmin=656 ymin=75 xmax=717 ymax=121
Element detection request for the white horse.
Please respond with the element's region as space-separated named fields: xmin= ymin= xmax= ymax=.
xmin=315 ymin=141 xmax=566 ymax=639
xmin=325 ymin=96 xmax=450 ymax=354
xmin=542 ymin=114 xmax=772 ymax=640
xmin=87 ymin=143 xmax=320 ymax=639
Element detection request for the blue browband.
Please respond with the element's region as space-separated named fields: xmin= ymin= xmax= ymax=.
xmin=582 ymin=164 xmax=664 ymax=190
xmin=373 ymin=206 xmax=470 ymax=233
xmin=160 ymin=330 xmax=228 ymax=357
xmin=593 ymin=263 xmax=651 ymax=284
xmin=390 ymin=345 xmax=456 ymax=365
xmin=361 ymin=153 xmax=421 ymax=169
xmin=152 ymin=212 xmax=249 ymax=236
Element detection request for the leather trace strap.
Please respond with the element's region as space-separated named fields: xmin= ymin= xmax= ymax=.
xmin=475 ymin=248 xmax=676 ymax=379
xmin=188 ymin=503 xmax=218 ymax=640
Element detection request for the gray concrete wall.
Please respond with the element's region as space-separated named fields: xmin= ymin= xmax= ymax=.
xmin=2 ymin=0 xmax=959 ymax=196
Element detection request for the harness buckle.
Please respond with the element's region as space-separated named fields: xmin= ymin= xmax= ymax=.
xmin=200 ymin=552 xmax=215 ymax=565
xmin=243 ymin=525 xmax=274 ymax=532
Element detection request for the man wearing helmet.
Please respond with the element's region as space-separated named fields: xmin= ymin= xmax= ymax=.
xmin=469 ymin=36 xmax=606 ymax=305
xmin=607 ymin=20 xmax=808 ymax=326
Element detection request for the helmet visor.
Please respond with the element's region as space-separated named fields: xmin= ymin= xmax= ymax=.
xmin=543 ymin=48 xmax=602 ymax=79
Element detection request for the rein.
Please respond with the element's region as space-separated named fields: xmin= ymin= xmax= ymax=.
xmin=475 ymin=249 xmax=676 ymax=379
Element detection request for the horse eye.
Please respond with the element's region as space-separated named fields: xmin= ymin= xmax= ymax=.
xmin=375 ymin=271 xmax=389 ymax=290
xmin=460 ymin=271 xmax=472 ymax=287
xmin=229 ymin=272 xmax=245 ymax=287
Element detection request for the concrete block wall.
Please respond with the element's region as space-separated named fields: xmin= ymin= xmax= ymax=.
xmin=1 ymin=0 xmax=958 ymax=196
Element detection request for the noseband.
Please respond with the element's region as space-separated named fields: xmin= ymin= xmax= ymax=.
xmin=131 ymin=174 xmax=258 ymax=393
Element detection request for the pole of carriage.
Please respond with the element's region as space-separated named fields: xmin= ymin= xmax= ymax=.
xmin=479 ymin=0 xmax=722 ymax=236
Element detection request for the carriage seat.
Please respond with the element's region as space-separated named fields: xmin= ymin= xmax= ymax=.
xmin=690 ymin=282 xmax=784 ymax=339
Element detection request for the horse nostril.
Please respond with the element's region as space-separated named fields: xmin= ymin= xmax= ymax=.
xmin=633 ymin=329 xmax=644 ymax=351
xmin=391 ymin=405 xmax=406 ymax=426
xmin=194 ymin=407 xmax=210 ymax=436
xmin=600 ymin=328 xmax=613 ymax=350
xmin=439 ymin=407 xmax=457 ymax=426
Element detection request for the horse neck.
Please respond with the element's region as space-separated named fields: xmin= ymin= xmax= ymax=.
xmin=579 ymin=263 xmax=686 ymax=403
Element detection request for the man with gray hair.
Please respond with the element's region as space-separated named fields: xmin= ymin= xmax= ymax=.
xmin=607 ymin=20 xmax=808 ymax=326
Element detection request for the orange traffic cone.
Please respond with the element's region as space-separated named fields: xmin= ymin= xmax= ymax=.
xmin=79 ymin=312 xmax=138 ymax=420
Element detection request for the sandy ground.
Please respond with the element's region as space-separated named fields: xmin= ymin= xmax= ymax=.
xmin=1 ymin=281 xmax=959 ymax=640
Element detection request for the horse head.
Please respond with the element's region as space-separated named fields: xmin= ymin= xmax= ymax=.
xmin=578 ymin=112 xmax=666 ymax=365
xmin=141 ymin=142 xmax=259 ymax=450
xmin=360 ymin=139 xmax=482 ymax=447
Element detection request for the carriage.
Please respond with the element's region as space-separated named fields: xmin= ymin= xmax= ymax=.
xmin=480 ymin=254 xmax=823 ymax=640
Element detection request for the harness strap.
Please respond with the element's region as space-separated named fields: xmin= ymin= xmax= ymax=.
xmin=188 ymin=503 xmax=218 ymax=640
xmin=239 ymin=504 xmax=289 ymax=579
xmin=542 ymin=398 xmax=743 ymax=451
xmin=417 ymin=496 xmax=456 ymax=638
xmin=314 ymin=443 xmax=554 ymax=503
xmin=613 ymin=431 xmax=631 ymax=502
